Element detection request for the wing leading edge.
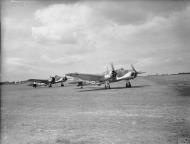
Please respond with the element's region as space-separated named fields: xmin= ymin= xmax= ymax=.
xmin=66 ymin=73 xmax=104 ymax=81
xmin=27 ymin=79 xmax=49 ymax=84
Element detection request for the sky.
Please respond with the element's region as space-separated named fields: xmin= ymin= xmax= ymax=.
xmin=1 ymin=0 xmax=190 ymax=81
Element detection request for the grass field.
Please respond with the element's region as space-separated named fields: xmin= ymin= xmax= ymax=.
xmin=1 ymin=75 xmax=190 ymax=144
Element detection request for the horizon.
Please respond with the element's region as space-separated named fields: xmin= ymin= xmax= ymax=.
xmin=2 ymin=71 xmax=190 ymax=82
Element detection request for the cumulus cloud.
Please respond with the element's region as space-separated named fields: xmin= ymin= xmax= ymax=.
xmin=32 ymin=3 xmax=92 ymax=44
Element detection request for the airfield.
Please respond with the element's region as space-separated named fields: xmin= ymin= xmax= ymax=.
xmin=1 ymin=74 xmax=190 ymax=144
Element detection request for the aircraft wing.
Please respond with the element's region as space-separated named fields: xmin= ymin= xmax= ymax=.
xmin=27 ymin=79 xmax=49 ymax=84
xmin=66 ymin=73 xmax=104 ymax=81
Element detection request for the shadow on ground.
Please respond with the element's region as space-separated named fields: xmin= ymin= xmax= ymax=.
xmin=173 ymin=86 xmax=190 ymax=97
xmin=78 ymin=85 xmax=150 ymax=92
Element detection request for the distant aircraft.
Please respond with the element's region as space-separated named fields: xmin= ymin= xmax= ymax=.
xmin=27 ymin=75 xmax=67 ymax=88
xmin=66 ymin=64 xmax=145 ymax=89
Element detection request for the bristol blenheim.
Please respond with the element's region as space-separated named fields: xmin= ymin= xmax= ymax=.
xmin=27 ymin=75 xmax=67 ymax=88
xmin=66 ymin=64 xmax=145 ymax=89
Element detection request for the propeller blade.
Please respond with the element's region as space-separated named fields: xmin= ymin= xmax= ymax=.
xmin=109 ymin=63 xmax=117 ymax=79
xmin=111 ymin=63 xmax=115 ymax=71
xmin=106 ymin=65 xmax=109 ymax=72
xmin=130 ymin=64 xmax=137 ymax=72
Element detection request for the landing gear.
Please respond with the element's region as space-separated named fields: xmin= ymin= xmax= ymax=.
xmin=49 ymin=84 xmax=52 ymax=87
xmin=33 ymin=84 xmax=37 ymax=88
xmin=61 ymin=83 xmax=64 ymax=87
xmin=104 ymin=81 xmax=111 ymax=89
xmin=33 ymin=81 xmax=37 ymax=88
xmin=126 ymin=81 xmax=131 ymax=88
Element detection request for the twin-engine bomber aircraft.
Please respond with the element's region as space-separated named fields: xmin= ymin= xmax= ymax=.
xmin=66 ymin=64 xmax=145 ymax=89
xmin=27 ymin=75 xmax=67 ymax=88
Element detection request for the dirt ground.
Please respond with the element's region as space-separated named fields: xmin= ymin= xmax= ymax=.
xmin=1 ymin=75 xmax=190 ymax=144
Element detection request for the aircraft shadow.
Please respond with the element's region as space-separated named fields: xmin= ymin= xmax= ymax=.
xmin=28 ymin=85 xmax=67 ymax=89
xmin=78 ymin=85 xmax=150 ymax=92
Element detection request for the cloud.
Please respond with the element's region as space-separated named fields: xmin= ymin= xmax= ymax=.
xmin=41 ymin=54 xmax=83 ymax=64
xmin=32 ymin=3 xmax=92 ymax=44
xmin=3 ymin=57 xmax=39 ymax=70
xmin=2 ymin=17 xmax=32 ymax=39
xmin=2 ymin=1 xmax=190 ymax=81
xmin=28 ymin=2 xmax=190 ymax=72
xmin=2 ymin=57 xmax=39 ymax=79
xmin=89 ymin=0 xmax=189 ymax=25
xmin=3 ymin=17 xmax=29 ymax=30
xmin=5 ymin=57 xmax=26 ymax=66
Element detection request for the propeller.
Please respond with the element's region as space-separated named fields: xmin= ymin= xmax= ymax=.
xmin=111 ymin=63 xmax=115 ymax=71
xmin=131 ymin=64 xmax=136 ymax=72
xmin=48 ymin=75 xmax=53 ymax=82
xmin=111 ymin=63 xmax=117 ymax=79
xmin=49 ymin=75 xmax=55 ymax=83
xmin=130 ymin=64 xmax=145 ymax=77
xmin=64 ymin=76 xmax=67 ymax=81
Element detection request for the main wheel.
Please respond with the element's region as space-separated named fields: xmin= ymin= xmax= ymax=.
xmin=128 ymin=82 xmax=131 ymax=88
xmin=126 ymin=81 xmax=131 ymax=88
xmin=61 ymin=84 xmax=64 ymax=87
xmin=33 ymin=84 xmax=37 ymax=88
